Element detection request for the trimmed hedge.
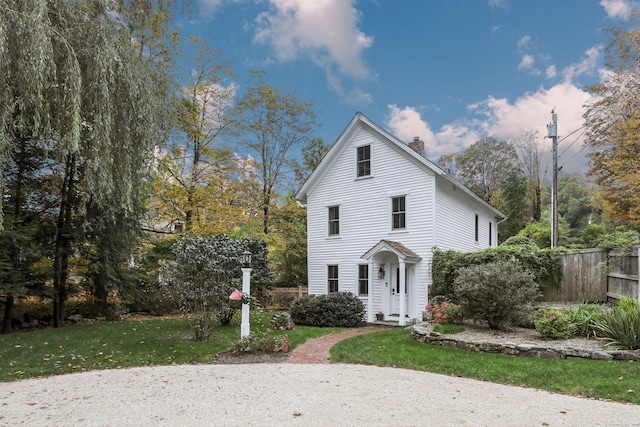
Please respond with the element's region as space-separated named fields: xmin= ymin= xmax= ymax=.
xmin=431 ymin=245 xmax=564 ymax=301
xmin=290 ymin=292 xmax=366 ymax=327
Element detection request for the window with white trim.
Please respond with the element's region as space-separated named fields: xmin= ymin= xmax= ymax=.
xmin=392 ymin=196 xmax=406 ymax=230
xmin=356 ymin=145 xmax=371 ymax=177
xmin=328 ymin=206 xmax=339 ymax=236
xmin=328 ymin=265 xmax=339 ymax=293
xmin=358 ymin=264 xmax=369 ymax=296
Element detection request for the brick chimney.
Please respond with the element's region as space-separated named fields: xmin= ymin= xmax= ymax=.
xmin=409 ymin=136 xmax=425 ymax=157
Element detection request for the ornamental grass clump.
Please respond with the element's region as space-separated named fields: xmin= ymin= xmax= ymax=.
xmin=565 ymin=303 xmax=606 ymax=337
xmin=534 ymin=309 xmax=576 ymax=339
xmin=453 ymin=259 xmax=541 ymax=330
xmin=591 ymin=298 xmax=640 ymax=350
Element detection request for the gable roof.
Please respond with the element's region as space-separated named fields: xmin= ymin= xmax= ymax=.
xmin=362 ymin=240 xmax=422 ymax=262
xmin=295 ymin=112 xmax=504 ymax=218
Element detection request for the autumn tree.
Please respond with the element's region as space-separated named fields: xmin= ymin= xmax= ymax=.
xmin=151 ymin=40 xmax=253 ymax=235
xmin=266 ymin=196 xmax=307 ymax=287
xmin=234 ymin=72 xmax=318 ymax=234
xmin=584 ymin=15 xmax=640 ymax=228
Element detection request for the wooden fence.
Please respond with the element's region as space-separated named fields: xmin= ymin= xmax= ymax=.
xmin=266 ymin=287 xmax=308 ymax=310
xmin=541 ymin=247 xmax=640 ymax=303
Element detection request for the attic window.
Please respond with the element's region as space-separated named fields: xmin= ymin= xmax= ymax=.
xmin=356 ymin=145 xmax=371 ymax=177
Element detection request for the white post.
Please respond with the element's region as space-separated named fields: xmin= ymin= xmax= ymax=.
xmin=241 ymin=267 xmax=252 ymax=338
xmin=367 ymin=261 xmax=374 ymax=323
xmin=399 ymin=260 xmax=406 ymax=326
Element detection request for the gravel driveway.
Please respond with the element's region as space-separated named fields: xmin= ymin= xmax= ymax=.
xmin=1 ymin=363 xmax=639 ymax=426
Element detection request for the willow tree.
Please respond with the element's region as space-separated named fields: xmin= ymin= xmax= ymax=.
xmin=234 ymin=72 xmax=318 ymax=234
xmin=0 ymin=0 xmax=178 ymax=325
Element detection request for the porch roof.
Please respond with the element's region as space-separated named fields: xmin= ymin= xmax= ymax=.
xmin=361 ymin=240 xmax=422 ymax=262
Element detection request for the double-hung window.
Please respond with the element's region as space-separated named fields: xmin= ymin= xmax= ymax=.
xmin=358 ymin=264 xmax=369 ymax=296
xmin=356 ymin=145 xmax=371 ymax=177
xmin=392 ymin=196 xmax=406 ymax=230
xmin=328 ymin=265 xmax=339 ymax=293
xmin=328 ymin=206 xmax=340 ymax=236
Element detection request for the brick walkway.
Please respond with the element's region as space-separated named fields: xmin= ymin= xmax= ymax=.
xmin=287 ymin=326 xmax=389 ymax=364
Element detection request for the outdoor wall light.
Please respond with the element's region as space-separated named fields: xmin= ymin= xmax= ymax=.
xmin=241 ymin=250 xmax=252 ymax=269
xmin=378 ymin=266 xmax=386 ymax=279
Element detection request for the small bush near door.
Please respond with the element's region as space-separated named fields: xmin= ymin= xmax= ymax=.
xmin=290 ymin=292 xmax=366 ymax=327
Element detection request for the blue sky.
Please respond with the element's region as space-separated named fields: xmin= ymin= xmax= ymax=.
xmin=176 ymin=0 xmax=637 ymax=176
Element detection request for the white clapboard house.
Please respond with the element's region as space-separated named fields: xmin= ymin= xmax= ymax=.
xmin=295 ymin=113 xmax=504 ymax=325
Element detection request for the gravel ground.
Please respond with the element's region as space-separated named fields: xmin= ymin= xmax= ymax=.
xmin=1 ymin=363 xmax=639 ymax=426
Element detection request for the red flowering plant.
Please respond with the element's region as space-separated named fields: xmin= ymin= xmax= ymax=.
xmin=425 ymin=299 xmax=463 ymax=324
xmin=229 ymin=289 xmax=261 ymax=308
xmin=425 ymin=301 xmax=450 ymax=323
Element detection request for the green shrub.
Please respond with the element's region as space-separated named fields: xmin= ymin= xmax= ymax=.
xmin=565 ymin=303 xmax=605 ymax=337
xmin=453 ymin=260 xmax=541 ymax=330
xmin=511 ymin=305 xmax=536 ymax=329
xmin=270 ymin=313 xmax=294 ymax=330
xmin=591 ymin=298 xmax=640 ymax=350
xmin=501 ymin=236 xmax=539 ymax=250
xmin=290 ymin=292 xmax=365 ymax=327
xmin=431 ymin=246 xmax=563 ymax=301
xmin=534 ymin=309 xmax=576 ymax=339
xmin=232 ymin=332 xmax=291 ymax=353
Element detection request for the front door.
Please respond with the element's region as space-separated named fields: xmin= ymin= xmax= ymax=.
xmin=390 ymin=265 xmax=408 ymax=316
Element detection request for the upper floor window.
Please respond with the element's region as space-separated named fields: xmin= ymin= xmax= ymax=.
xmin=328 ymin=265 xmax=339 ymax=293
xmin=358 ymin=264 xmax=369 ymax=296
xmin=392 ymin=196 xmax=406 ymax=230
xmin=328 ymin=206 xmax=340 ymax=236
xmin=356 ymin=145 xmax=371 ymax=177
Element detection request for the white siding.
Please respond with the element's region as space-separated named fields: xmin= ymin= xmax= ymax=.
xmin=305 ymin=117 xmax=501 ymax=322
xmin=307 ymin=125 xmax=436 ymax=318
xmin=434 ymin=175 xmax=498 ymax=252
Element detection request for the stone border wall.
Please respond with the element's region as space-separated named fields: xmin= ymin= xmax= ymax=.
xmin=411 ymin=323 xmax=640 ymax=361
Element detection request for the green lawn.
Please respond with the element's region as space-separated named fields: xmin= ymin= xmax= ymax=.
xmin=3 ymin=317 xmax=640 ymax=405
xmin=331 ymin=328 xmax=640 ymax=404
xmin=0 ymin=311 xmax=340 ymax=382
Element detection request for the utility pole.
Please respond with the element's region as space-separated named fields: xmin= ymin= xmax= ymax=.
xmin=547 ymin=109 xmax=558 ymax=248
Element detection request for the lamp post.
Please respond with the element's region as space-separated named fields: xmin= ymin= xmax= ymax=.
xmin=240 ymin=250 xmax=252 ymax=338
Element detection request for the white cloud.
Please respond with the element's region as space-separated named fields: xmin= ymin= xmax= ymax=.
xmin=488 ymin=0 xmax=509 ymax=9
xmin=385 ymin=105 xmax=441 ymax=151
xmin=518 ymin=54 xmax=536 ymax=71
xmin=517 ymin=35 xmax=532 ymax=51
xmin=560 ymin=45 xmax=602 ymax=84
xmin=384 ymin=83 xmax=594 ymax=172
xmin=546 ymin=65 xmax=557 ymax=79
xmin=253 ymin=0 xmax=373 ymax=80
xmin=600 ymin=0 xmax=639 ymax=19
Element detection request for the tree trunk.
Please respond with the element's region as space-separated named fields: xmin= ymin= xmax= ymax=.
xmin=53 ymin=153 xmax=76 ymax=327
xmin=93 ymin=256 xmax=109 ymax=317
xmin=2 ymin=294 xmax=14 ymax=334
